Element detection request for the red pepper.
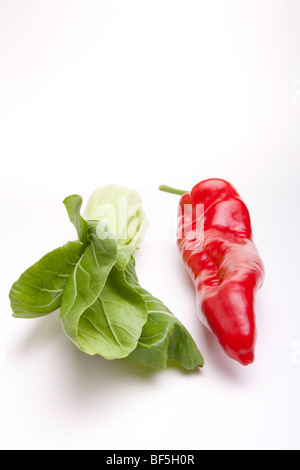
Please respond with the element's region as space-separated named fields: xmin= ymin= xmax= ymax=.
xmin=159 ymin=179 xmax=265 ymax=366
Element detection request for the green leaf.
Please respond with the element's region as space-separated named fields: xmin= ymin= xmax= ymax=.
xmin=61 ymin=227 xmax=148 ymax=359
xmin=75 ymin=265 xmax=148 ymax=358
xmin=63 ymin=194 xmax=88 ymax=243
xmin=60 ymin=223 xmax=118 ymax=344
xmin=9 ymin=241 xmax=84 ymax=318
xmin=128 ymin=308 xmax=204 ymax=370
xmin=125 ymin=257 xmax=204 ymax=370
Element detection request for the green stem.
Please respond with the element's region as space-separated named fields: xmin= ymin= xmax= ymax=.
xmin=158 ymin=185 xmax=188 ymax=196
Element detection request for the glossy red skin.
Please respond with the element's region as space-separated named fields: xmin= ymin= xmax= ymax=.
xmin=177 ymin=179 xmax=264 ymax=365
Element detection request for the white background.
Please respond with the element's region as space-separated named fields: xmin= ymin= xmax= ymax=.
xmin=1 ymin=0 xmax=299 ymax=450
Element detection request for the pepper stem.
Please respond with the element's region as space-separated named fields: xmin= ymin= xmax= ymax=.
xmin=159 ymin=185 xmax=188 ymax=196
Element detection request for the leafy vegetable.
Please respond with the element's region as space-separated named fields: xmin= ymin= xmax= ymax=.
xmin=8 ymin=184 xmax=204 ymax=371
xmin=124 ymin=256 xmax=204 ymax=370
xmin=63 ymin=194 xmax=88 ymax=243
xmin=9 ymin=241 xmax=84 ymax=318
xmin=60 ymin=222 xmax=118 ymax=343
xmin=83 ymin=184 xmax=147 ymax=251
xmin=75 ymin=265 xmax=147 ymax=358
xmin=129 ymin=309 xmax=204 ymax=370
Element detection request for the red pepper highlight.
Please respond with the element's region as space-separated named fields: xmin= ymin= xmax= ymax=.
xmin=159 ymin=179 xmax=265 ymax=366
